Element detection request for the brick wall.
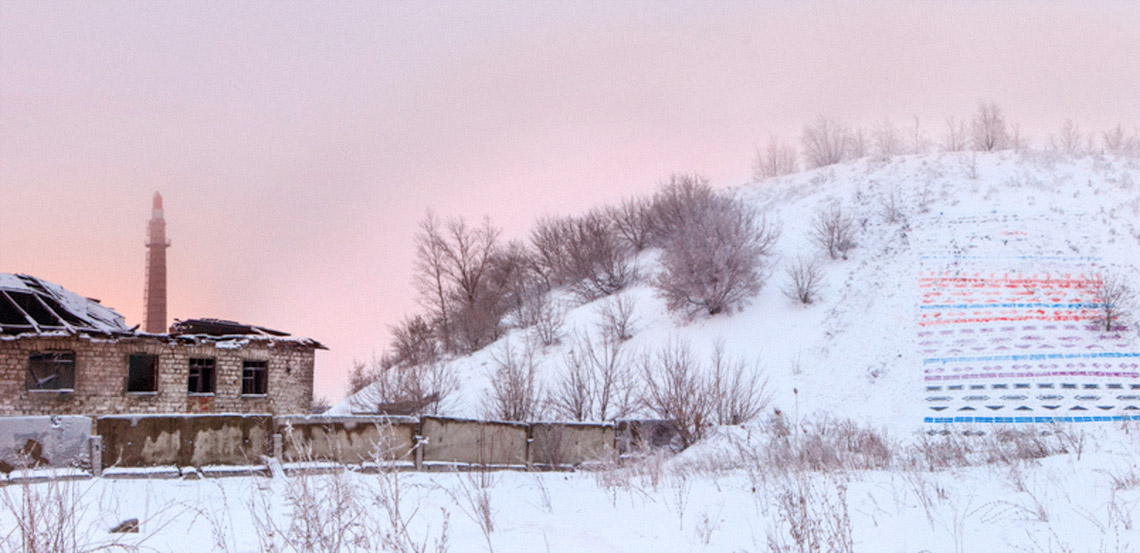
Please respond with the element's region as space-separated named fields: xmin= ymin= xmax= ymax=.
xmin=0 ymin=335 xmax=314 ymax=415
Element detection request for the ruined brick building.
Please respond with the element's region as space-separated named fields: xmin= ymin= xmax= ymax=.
xmin=0 ymin=194 xmax=322 ymax=415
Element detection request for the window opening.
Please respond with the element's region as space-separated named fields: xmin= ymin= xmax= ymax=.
xmin=127 ymin=354 xmax=158 ymax=393
xmin=188 ymin=358 xmax=215 ymax=394
xmin=27 ymin=351 xmax=76 ymax=391
xmin=242 ymin=360 xmax=268 ymax=395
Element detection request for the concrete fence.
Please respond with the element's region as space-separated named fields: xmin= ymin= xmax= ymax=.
xmin=0 ymin=414 xmax=674 ymax=478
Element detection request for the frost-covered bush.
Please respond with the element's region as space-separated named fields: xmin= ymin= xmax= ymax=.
xmin=652 ymin=177 xmax=778 ymax=317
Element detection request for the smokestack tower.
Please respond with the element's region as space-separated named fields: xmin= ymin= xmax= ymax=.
xmin=143 ymin=192 xmax=170 ymax=333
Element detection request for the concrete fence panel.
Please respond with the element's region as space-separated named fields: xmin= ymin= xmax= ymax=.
xmin=420 ymin=416 xmax=529 ymax=466
xmin=274 ymin=415 xmax=417 ymax=464
xmin=530 ymin=422 xmax=615 ymax=467
xmin=0 ymin=415 xmax=93 ymax=472
xmin=98 ymin=414 xmax=272 ymax=468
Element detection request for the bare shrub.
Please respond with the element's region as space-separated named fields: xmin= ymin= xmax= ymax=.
xmin=529 ymin=212 xmax=636 ymax=302
xmin=880 ymin=185 xmax=903 ymax=223
xmin=1092 ymin=273 xmax=1134 ymax=331
xmin=484 ymin=340 xmax=542 ymax=422
xmin=970 ymin=100 xmax=1010 ymax=152
xmin=655 ymin=192 xmax=778 ymax=317
xmin=1102 ymin=123 xmax=1140 ymax=155
xmin=529 ymin=295 xmax=566 ymax=347
xmin=596 ymin=293 xmax=637 ymax=341
xmin=783 ymin=257 xmax=824 ymax=305
xmin=707 ymin=341 xmax=771 ymax=425
xmin=640 ymin=341 xmax=769 ymax=448
xmin=767 ymin=477 xmax=853 ymax=553
xmin=350 ymin=357 xmax=459 ymax=416
xmin=564 ymin=212 xmax=637 ymax=302
xmin=801 ymin=117 xmax=851 ymax=169
xmin=753 ymin=134 xmax=799 ymax=179
xmin=552 ymin=328 xmax=636 ymax=421
xmin=809 ymin=204 xmax=857 ymax=260
xmin=646 ymin=173 xmax=719 ymax=246
xmin=0 ymin=467 xmax=137 ymax=553
xmin=872 ymin=117 xmax=903 ymax=156
xmin=958 ymin=151 xmax=978 ymax=180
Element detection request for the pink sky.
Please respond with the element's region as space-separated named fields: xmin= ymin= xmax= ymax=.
xmin=2 ymin=1 xmax=1138 ymax=402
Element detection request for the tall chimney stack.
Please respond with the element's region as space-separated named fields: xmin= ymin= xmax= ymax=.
xmin=143 ymin=192 xmax=170 ymax=333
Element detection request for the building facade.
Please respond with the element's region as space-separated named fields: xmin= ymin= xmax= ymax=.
xmin=0 ymin=273 xmax=321 ymax=415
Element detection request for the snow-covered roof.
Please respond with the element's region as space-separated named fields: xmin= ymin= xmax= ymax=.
xmin=0 ymin=273 xmax=130 ymax=336
xmin=170 ymin=318 xmax=326 ymax=349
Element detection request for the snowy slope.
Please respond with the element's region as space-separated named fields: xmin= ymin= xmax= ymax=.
xmin=335 ymin=151 xmax=1140 ymax=433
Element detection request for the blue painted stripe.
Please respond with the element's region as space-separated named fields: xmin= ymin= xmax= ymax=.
xmin=924 ymin=414 xmax=1140 ymax=424
xmin=919 ymin=303 xmax=1101 ymax=310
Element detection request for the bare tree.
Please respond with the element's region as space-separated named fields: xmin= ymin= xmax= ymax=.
xmin=388 ymin=314 xmax=438 ymax=368
xmin=529 ymin=215 xmax=571 ymax=290
xmin=707 ymin=341 xmax=771 ymax=426
xmin=639 ymin=340 xmax=710 ymax=448
xmin=872 ymin=117 xmax=902 ymax=156
xmin=552 ymin=328 xmax=635 ymax=421
xmin=413 ymin=211 xmax=454 ymax=353
xmin=810 ymin=204 xmax=857 ymax=260
xmin=654 ymin=193 xmax=779 ymax=317
xmin=349 ymin=356 xmax=458 ymax=416
xmin=801 ymin=117 xmax=851 ymax=168
xmin=1052 ymin=119 xmax=1086 ymax=155
xmin=1101 ymin=124 xmax=1137 ymax=155
xmin=484 ymin=340 xmax=542 ymax=421
xmin=848 ymin=126 xmax=869 ymax=159
xmin=607 ymin=196 xmax=655 ymax=252
xmin=530 ymin=294 xmax=566 ymax=347
xmin=908 ymin=115 xmax=929 ymax=154
xmin=442 ymin=216 xmax=509 ymax=352
xmin=783 ymin=257 xmax=824 ymax=305
xmin=970 ymin=100 xmax=1009 ymax=152
xmin=753 ymin=134 xmax=799 ymax=179
xmin=940 ymin=117 xmax=969 ymax=152
xmin=597 ymin=293 xmax=637 ymax=341
xmin=1092 ymin=273 xmax=1133 ymax=332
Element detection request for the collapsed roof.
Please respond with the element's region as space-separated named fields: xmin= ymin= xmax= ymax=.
xmin=0 ymin=273 xmax=129 ymax=336
xmin=170 ymin=318 xmax=326 ymax=349
xmin=1 ymin=273 xmax=324 ymax=348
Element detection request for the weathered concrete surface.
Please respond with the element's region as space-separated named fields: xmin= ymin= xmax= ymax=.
xmin=420 ymin=416 xmax=528 ymax=466
xmin=0 ymin=415 xmax=93 ymax=472
xmin=530 ymin=422 xmax=615 ymax=466
xmin=98 ymin=414 xmax=271 ymax=468
xmin=275 ymin=415 xmax=417 ymax=464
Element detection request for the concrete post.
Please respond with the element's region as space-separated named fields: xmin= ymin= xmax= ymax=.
xmin=413 ymin=436 xmax=424 ymax=471
xmin=90 ymin=435 xmax=103 ymax=477
xmin=272 ymin=433 xmax=283 ymax=460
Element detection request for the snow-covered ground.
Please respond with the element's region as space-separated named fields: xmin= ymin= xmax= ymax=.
xmin=5 ymin=151 xmax=1140 ymax=552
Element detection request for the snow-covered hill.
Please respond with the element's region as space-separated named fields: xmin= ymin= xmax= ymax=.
xmin=336 ymin=151 xmax=1140 ymax=434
